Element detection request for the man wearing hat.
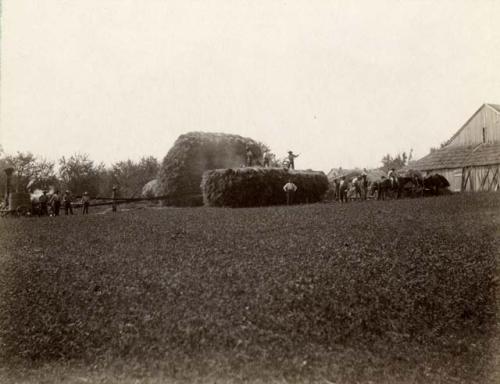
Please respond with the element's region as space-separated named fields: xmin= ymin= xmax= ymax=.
xmin=112 ymin=186 xmax=118 ymax=213
xmin=50 ymin=190 xmax=61 ymax=216
xmin=263 ymin=149 xmax=271 ymax=167
xmin=38 ymin=190 xmax=49 ymax=216
xmin=388 ymin=168 xmax=396 ymax=188
xmin=283 ymin=179 xmax=298 ymax=205
xmin=81 ymin=192 xmax=90 ymax=215
xmin=63 ymin=190 xmax=74 ymax=215
xmin=361 ymin=168 xmax=369 ymax=200
xmin=339 ymin=176 xmax=349 ymax=203
xmin=245 ymin=146 xmax=254 ymax=167
xmin=287 ymin=151 xmax=299 ymax=170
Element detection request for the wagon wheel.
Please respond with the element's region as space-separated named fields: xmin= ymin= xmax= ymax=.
xmin=15 ymin=205 xmax=30 ymax=217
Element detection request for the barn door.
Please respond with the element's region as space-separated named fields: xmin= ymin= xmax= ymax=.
xmin=461 ymin=167 xmax=472 ymax=191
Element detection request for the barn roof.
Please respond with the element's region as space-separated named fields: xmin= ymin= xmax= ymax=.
xmin=466 ymin=142 xmax=500 ymax=166
xmin=412 ymin=146 xmax=475 ymax=170
xmin=487 ymin=104 xmax=500 ymax=113
xmin=412 ymin=143 xmax=500 ymax=171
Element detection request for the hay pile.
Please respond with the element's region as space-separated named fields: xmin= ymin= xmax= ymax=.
xmin=201 ymin=167 xmax=329 ymax=207
xmin=141 ymin=179 xmax=160 ymax=198
xmin=158 ymin=132 xmax=263 ymax=206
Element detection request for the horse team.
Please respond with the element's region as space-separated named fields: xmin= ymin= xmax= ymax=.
xmin=332 ymin=172 xmax=450 ymax=202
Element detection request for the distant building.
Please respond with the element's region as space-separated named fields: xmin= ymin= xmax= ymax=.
xmin=412 ymin=103 xmax=500 ymax=192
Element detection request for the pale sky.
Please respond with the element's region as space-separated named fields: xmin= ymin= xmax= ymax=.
xmin=1 ymin=0 xmax=500 ymax=172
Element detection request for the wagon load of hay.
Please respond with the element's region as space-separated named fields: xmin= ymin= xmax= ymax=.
xmin=158 ymin=132 xmax=263 ymax=206
xmin=201 ymin=167 xmax=329 ymax=207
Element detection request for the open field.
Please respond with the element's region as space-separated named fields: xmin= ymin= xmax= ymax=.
xmin=0 ymin=194 xmax=499 ymax=383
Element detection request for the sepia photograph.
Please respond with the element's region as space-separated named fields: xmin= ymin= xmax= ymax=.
xmin=0 ymin=1 xmax=499 ymax=383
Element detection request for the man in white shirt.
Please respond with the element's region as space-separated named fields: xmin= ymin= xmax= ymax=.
xmin=339 ymin=176 xmax=348 ymax=203
xmin=283 ymin=180 xmax=298 ymax=205
xmin=63 ymin=190 xmax=74 ymax=215
xmin=388 ymin=168 xmax=396 ymax=188
xmin=361 ymin=169 xmax=368 ymax=200
xmin=352 ymin=177 xmax=362 ymax=199
xmin=49 ymin=190 xmax=61 ymax=216
xmin=81 ymin=192 xmax=90 ymax=215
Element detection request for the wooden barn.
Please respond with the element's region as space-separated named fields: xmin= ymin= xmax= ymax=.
xmin=412 ymin=103 xmax=500 ymax=192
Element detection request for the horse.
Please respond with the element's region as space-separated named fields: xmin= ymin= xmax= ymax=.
xmin=370 ymin=178 xmax=393 ymax=200
xmin=423 ymin=174 xmax=450 ymax=196
xmin=398 ymin=175 xmax=425 ymax=198
xmin=370 ymin=176 xmax=421 ymax=200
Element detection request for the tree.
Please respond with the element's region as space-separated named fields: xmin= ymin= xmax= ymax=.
xmin=380 ymin=152 xmax=408 ymax=173
xmin=4 ymin=151 xmax=58 ymax=191
xmin=0 ymin=147 xmax=9 ymax=199
xmin=111 ymin=156 xmax=159 ymax=197
xmin=429 ymin=141 xmax=448 ymax=153
xmin=58 ymin=153 xmax=104 ymax=196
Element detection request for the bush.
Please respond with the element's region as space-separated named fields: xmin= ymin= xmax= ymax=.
xmin=201 ymin=167 xmax=329 ymax=207
xmin=158 ymin=132 xmax=264 ymax=206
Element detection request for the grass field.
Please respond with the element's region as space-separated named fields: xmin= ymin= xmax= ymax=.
xmin=0 ymin=194 xmax=499 ymax=383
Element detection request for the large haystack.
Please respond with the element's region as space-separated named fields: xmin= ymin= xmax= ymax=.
xmin=158 ymin=132 xmax=264 ymax=206
xmin=201 ymin=167 xmax=329 ymax=207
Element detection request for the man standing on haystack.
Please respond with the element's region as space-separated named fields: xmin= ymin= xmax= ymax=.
xmin=246 ymin=146 xmax=254 ymax=166
xmin=263 ymin=149 xmax=271 ymax=167
xmin=283 ymin=179 xmax=298 ymax=205
xmin=287 ymin=151 xmax=299 ymax=169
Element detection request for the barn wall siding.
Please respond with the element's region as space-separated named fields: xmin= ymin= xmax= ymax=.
xmin=449 ymin=106 xmax=500 ymax=147
xmin=463 ymin=165 xmax=500 ymax=192
xmin=424 ymin=168 xmax=462 ymax=192
xmin=424 ymin=165 xmax=500 ymax=192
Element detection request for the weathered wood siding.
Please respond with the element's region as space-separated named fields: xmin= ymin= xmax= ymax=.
xmin=423 ymin=168 xmax=462 ymax=192
xmin=448 ymin=105 xmax=500 ymax=147
xmin=462 ymin=165 xmax=500 ymax=192
xmin=424 ymin=165 xmax=500 ymax=192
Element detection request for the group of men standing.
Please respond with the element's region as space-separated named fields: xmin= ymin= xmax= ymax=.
xmin=335 ymin=168 xmax=399 ymax=202
xmin=336 ymin=169 xmax=369 ymax=203
xmin=34 ymin=186 xmax=119 ymax=217
xmin=35 ymin=190 xmax=90 ymax=217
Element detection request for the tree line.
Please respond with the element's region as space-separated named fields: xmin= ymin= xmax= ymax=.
xmin=0 ymin=147 xmax=159 ymax=198
xmin=1 ymin=144 xmax=415 ymax=199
